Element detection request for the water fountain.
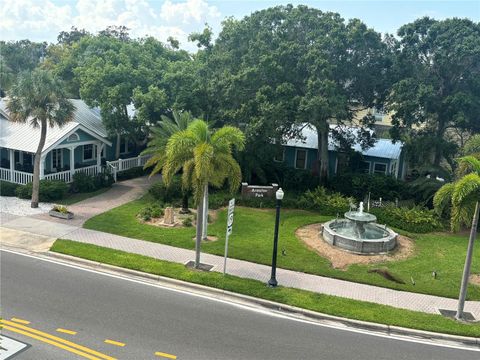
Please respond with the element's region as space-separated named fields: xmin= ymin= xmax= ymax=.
xmin=321 ymin=202 xmax=397 ymax=254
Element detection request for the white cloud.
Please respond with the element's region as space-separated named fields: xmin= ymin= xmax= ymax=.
xmin=0 ymin=0 xmax=222 ymax=51
xmin=160 ymin=0 xmax=220 ymax=24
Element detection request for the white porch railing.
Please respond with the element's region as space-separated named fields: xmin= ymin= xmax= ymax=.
xmin=0 ymin=167 xmax=11 ymax=182
xmin=74 ymin=165 xmax=100 ymax=177
xmin=12 ymin=170 xmax=34 ymax=185
xmin=44 ymin=170 xmax=72 ymax=183
xmin=107 ymin=154 xmax=150 ymax=182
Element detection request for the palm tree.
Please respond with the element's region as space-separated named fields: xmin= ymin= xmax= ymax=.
xmin=7 ymin=69 xmax=75 ymax=208
xmin=434 ymin=155 xmax=480 ymax=320
xmin=142 ymin=111 xmax=194 ymax=213
xmin=163 ymin=120 xmax=245 ymax=268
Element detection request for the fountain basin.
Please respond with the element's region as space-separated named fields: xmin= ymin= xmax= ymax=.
xmin=321 ymin=219 xmax=397 ymax=254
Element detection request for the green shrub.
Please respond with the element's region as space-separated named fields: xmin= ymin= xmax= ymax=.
xmin=117 ymin=166 xmax=147 ymax=181
xmin=52 ymin=205 xmax=69 ymax=214
xmin=0 ymin=181 xmax=18 ymax=196
xmin=182 ymin=217 xmax=193 ymax=227
xmin=138 ymin=204 xmax=164 ymax=221
xmin=298 ymin=187 xmax=353 ymax=215
xmin=329 ymin=173 xmax=408 ymax=201
xmin=16 ymin=180 xmax=68 ymax=201
xmin=149 ymin=177 xmax=183 ymax=204
xmin=93 ymin=172 xmax=114 ymax=189
xmin=370 ymin=205 xmax=443 ymax=233
xmin=72 ymin=172 xmax=96 ymax=193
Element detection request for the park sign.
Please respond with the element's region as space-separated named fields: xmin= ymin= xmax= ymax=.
xmin=241 ymin=182 xmax=279 ymax=199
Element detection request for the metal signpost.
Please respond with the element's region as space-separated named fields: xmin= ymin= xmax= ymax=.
xmin=223 ymin=198 xmax=235 ymax=275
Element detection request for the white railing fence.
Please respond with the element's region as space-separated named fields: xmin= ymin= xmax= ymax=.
xmin=0 ymin=167 xmax=11 ymax=182
xmin=12 ymin=170 xmax=34 ymax=185
xmin=1 ymin=154 xmax=150 ymax=185
xmin=107 ymin=154 xmax=150 ymax=182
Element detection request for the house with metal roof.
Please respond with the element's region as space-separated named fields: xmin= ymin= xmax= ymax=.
xmin=0 ymin=99 xmax=147 ymax=185
xmin=275 ymin=124 xmax=406 ymax=179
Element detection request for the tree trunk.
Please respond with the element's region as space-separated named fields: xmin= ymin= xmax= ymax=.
xmin=180 ymin=193 xmax=190 ymax=214
xmin=194 ymin=186 xmax=206 ymax=268
xmin=315 ymin=123 xmax=329 ymax=186
xmin=202 ymin=185 xmax=209 ymax=240
xmin=115 ymin=132 xmax=121 ymax=159
xmin=433 ymin=118 xmax=446 ymax=167
xmin=31 ymin=119 xmax=47 ymax=208
xmin=455 ymin=201 xmax=479 ymax=320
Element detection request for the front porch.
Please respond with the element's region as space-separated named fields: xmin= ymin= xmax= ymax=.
xmin=0 ymin=146 xmax=151 ymax=185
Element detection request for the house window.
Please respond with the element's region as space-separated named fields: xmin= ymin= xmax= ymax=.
xmin=273 ymin=148 xmax=285 ymax=162
xmin=51 ymin=149 xmax=63 ymax=171
xmin=120 ymin=137 xmax=128 ymax=154
xmin=83 ymin=144 xmax=94 ymax=161
xmin=23 ymin=153 xmax=33 ymax=166
xmin=359 ymin=161 xmax=370 ymax=173
xmin=295 ymin=149 xmax=307 ymax=169
xmin=373 ymin=163 xmax=387 ymax=175
xmin=372 ymin=107 xmax=386 ymax=122
xmin=67 ymin=133 xmax=80 ymax=142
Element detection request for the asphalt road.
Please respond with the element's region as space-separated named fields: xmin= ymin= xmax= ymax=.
xmin=1 ymin=250 xmax=478 ymax=360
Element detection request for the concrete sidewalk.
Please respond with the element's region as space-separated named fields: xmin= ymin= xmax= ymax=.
xmin=1 ymin=214 xmax=479 ymax=319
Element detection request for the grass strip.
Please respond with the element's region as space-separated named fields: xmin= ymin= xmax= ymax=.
xmin=58 ymin=188 xmax=111 ymax=206
xmin=51 ymin=239 xmax=480 ymax=338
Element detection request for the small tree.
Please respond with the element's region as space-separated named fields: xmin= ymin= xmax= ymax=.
xmin=434 ymin=156 xmax=480 ymax=320
xmin=142 ymin=111 xmax=194 ymax=213
xmin=7 ymin=69 xmax=75 ymax=207
xmin=163 ymin=120 xmax=245 ymax=268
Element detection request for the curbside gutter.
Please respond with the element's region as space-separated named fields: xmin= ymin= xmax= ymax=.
xmin=22 ymin=249 xmax=480 ymax=350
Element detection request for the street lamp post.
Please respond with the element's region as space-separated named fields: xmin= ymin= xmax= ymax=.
xmin=268 ymin=188 xmax=284 ymax=287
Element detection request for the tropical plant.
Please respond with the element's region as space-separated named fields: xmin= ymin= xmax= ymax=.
xmin=433 ymin=156 xmax=480 ymax=320
xmin=142 ymin=111 xmax=194 ymax=213
xmin=7 ymin=69 xmax=75 ymax=207
xmin=163 ymin=120 xmax=245 ymax=268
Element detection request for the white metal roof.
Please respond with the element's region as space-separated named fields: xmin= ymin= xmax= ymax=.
xmin=0 ymin=99 xmax=109 ymax=154
xmin=284 ymin=123 xmax=402 ymax=160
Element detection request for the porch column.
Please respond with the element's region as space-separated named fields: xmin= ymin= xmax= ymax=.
xmin=39 ymin=155 xmax=45 ymax=180
xmin=9 ymin=149 xmax=14 ymax=181
xmin=70 ymin=146 xmax=75 ymax=177
xmin=96 ymin=142 xmax=102 ymax=172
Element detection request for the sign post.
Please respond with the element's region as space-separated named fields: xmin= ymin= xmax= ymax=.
xmin=223 ymin=198 xmax=235 ymax=275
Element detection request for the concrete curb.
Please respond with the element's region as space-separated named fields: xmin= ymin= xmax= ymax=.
xmin=43 ymin=251 xmax=480 ymax=349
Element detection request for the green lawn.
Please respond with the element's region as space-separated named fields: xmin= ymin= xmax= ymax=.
xmin=51 ymin=239 xmax=480 ymax=338
xmin=58 ymin=188 xmax=111 ymax=205
xmin=83 ymin=196 xmax=480 ymax=300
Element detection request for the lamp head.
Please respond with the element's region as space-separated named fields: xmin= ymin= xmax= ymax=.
xmin=276 ymin=188 xmax=284 ymax=200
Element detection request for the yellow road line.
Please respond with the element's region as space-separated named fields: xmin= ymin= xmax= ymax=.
xmin=11 ymin=317 xmax=30 ymax=324
xmin=56 ymin=328 xmax=77 ymax=335
xmin=104 ymin=339 xmax=126 ymax=347
xmin=155 ymin=351 xmax=177 ymax=359
xmin=3 ymin=325 xmax=101 ymax=360
xmin=1 ymin=320 xmax=116 ymax=360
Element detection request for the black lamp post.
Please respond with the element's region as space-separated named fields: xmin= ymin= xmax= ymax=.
xmin=268 ymin=188 xmax=284 ymax=287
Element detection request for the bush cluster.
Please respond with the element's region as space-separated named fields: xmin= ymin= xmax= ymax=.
xmin=297 ymin=187 xmax=353 ymax=215
xmin=329 ymin=173 xmax=407 ymax=201
xmin=138 ymin=204 xmax=164 ymax=221
xmin=370 ymin=205 xmax=443 ymax=233
xmin=182 ymin=217 xmax=193 ymax=227
xmin=0 ymin=181 xmax=19 ymax=196
xmin=16 ymin=180 xmax=69 ymax=202
xmin=117 ymin=166 xmax=147 ymax=181
xmin=148 ymin=178 xmax=183 ymax=204
xmin=71 ymin=172 xmax=114 ymax=193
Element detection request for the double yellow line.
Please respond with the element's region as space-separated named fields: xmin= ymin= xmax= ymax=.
xmin=1 ymin=319 xmax=116 ymax=360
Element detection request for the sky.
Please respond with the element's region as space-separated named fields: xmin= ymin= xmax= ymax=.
xmin=1 ymin=0 xmax=479 ymax=51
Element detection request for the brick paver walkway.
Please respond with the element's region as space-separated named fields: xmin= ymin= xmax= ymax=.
xmin=2 ymin=212 xmax=479 ymax=318
xmin=30 ymin=175 xmax=160 ymax=226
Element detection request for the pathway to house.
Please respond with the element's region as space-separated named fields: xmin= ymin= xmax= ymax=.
xmin=1 ymin=216 xmax=479 ymax=319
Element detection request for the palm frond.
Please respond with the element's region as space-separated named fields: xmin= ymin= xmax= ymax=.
xmin=457 ymin=156 xmax=480 ymax=175
xmin=433 ymin=182 xmax=454 ymax=217
xmin=452 ymin=173 xmax=480 ymax=207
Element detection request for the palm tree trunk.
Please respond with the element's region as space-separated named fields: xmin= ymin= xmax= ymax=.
xmin=455 ymin=201 xmax=479 ymax=320
xmin=315 ymin=123 xmax=329 ymax=186
xmin=202 ymin=185 xmax=209 ymax=240
xmin=194 ymin=186 xmax=205 ymax=268
xmin=31 ymin=119 xmax=47 ymax=208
